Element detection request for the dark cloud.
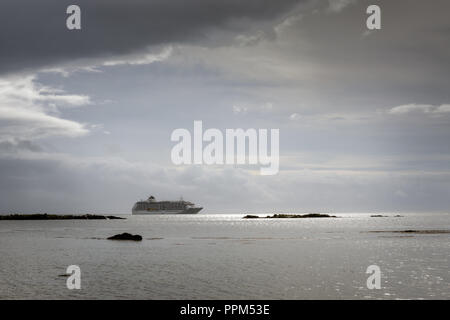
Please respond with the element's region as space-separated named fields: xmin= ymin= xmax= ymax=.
xmin=0 ymin=0 xmax=301 ymax=75
xmin=0 ymin=140 xmax=43 ymax=153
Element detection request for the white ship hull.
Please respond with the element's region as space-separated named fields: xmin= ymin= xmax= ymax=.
xmin=132 ymin=208 xmax=202 ymax=215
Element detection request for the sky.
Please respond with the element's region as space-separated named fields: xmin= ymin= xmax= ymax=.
xmin=0 ymin=0 xmax=449 ymax=214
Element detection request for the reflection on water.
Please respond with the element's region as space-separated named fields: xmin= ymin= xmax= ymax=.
xmin=0 ymin=213 xmax=448 ymax=299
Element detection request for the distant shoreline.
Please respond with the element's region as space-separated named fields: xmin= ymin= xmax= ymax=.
xmin=0 ymin=214 xmax=125 ymax=220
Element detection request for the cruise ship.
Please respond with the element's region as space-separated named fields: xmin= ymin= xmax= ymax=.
xmin=132 ymin=196 xmax=203 ymax=215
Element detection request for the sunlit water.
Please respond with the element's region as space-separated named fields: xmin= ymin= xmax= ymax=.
xmin=0 ymin=213 xmax=449 ymax=299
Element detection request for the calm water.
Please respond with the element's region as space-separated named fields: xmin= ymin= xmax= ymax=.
xmin=0 ymin=213 xmax=449 ymax=299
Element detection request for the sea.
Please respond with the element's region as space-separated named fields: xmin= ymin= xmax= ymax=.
xmin=0 ymin=213 xmax=448 ymax=299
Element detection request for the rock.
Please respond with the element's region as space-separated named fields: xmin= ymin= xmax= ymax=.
xmin=0 ymin=214 xmax=124 ymax=220
xmin=243 ymin=215 xmax=260 ymax=219
xmin=85 ymin=214 xmax=107 ymax=219
xmin=368 ymin=230 xmax=450 ymax=234
xmin=107 ymin=233 xmax=142 ymax=241
xmin=370 ymin=215 xmax=388 ymax=218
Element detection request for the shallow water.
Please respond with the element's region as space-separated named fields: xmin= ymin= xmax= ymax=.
xmin=0 ymin=213 xmax=449 ymax=299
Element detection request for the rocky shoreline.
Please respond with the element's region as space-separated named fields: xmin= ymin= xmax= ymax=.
xmin=0 ymin=214 xmax=125 ymax=220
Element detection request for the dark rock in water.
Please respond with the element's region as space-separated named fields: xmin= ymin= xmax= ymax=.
xmin=397 ymin=230 xmax=450 ymax=234
xmin=243 ymin=215 xmax=260 ymax=219
xmin=107 ymin=233 xmax=142 ymax=241
xmin=368 ymin=230 xmax=450 ymax=234
xmin=106 ymin=216 xmax=126 ymax=220
xmin=370 ymin=214 xmax=404 ymax=218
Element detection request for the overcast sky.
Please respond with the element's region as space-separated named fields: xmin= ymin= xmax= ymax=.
xmin=1 ymin=0 xmax=449 ymax=214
